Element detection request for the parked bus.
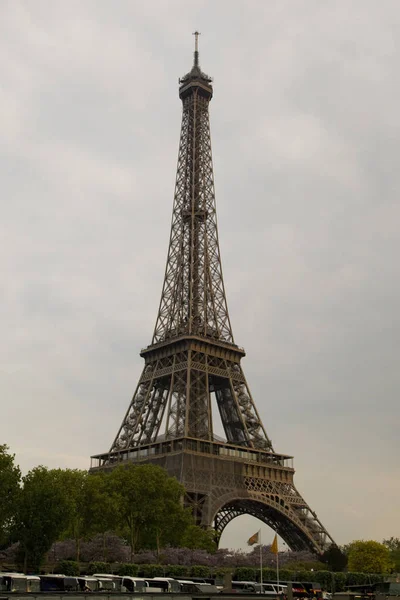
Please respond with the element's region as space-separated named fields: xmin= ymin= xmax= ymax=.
xmin=77 ymin=577 xmax=100 ymax=592
xmin=40 ymin=575 xmax=80 ymax=592
xmin=231 ymin=580 xmax=259 ymax=593
xmin=120 ymin=577 xmax=148 ymax=593
xmin=92 ymin=573 xmax=121 ymax=591
xmin=144 ymin=577 xmax=181 ymax=592
xmin=0 ymin=574 xmax=40 ymax=593
xmin=178 ymin=580 xmax=220 ymax=594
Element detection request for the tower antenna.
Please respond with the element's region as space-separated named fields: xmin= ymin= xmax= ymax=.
xmin=193 ymin=30 xmax=200 ymax=66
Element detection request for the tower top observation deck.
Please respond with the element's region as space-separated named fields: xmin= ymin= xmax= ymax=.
xmin=179 ymin=31 xmax=213 ymax=100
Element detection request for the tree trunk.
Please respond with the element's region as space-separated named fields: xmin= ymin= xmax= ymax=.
xmin=102 ymin=532 xmax=107 ymax=562
xmin=75 ymin=536 xmax=81 ymax=563
xmin=23 ymin=548 xmax=28 ymax=575
xmin=130 ymin=527 xmax=135 ymax=562
xmin=156 ymin=530 xmax=161 ymax=562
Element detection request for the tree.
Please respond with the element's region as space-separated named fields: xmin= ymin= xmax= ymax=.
xmin=347 ymin=540 xmax=393 ymax=574
xmin=55 ymin=469 xmax=118 ymax=562
xmin=383 ymin=537 xmax=400 ymax=551
xmin=0 ymin=445 xmax=21 ymax=546
xmin=15 ymin=467 xmax=71 ymax=572
xmin=81 ymin=473 xmax=120 ymax=561
xmin=109 ymin=464 xmax=189 ymax=558
xmin=180 ymin=525 xmax=217 ymax=553
xmin=55 ymin=469 xmax=88 ymax=562
xmin=383 ymin=538 xmax=400 ymax=572
xmin=321 ymin=544 xmax=348 ymax=572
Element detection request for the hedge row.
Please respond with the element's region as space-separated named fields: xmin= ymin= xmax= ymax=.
xmin=55 ymin=561 xmax=385 ymax=592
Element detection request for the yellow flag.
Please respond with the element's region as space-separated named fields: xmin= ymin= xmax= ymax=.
xmin=271 ymin=534 xmax=278 ymax=554
xmin=247 ymin=531 xmax=259 ymax=546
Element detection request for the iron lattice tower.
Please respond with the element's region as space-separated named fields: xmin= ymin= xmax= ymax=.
xmin=91 ymin=35 xmax=335 ymax=554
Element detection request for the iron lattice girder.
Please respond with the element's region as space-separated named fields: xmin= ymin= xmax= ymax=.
xmin=92 ymin=51 xmax=336 ymax=554
xmin=153 ymin=86 xmax=233 ymax=345
xmin=110 ymin=338 xmax=272 ymax=452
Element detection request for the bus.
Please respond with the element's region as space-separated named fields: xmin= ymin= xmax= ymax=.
xmin=231 ymin=580 xmax=259 ymax=593
xmin=144 ymin=577 xmax=181 ymax=592
xmin=0 ymin=574 xmax=40 ymax=593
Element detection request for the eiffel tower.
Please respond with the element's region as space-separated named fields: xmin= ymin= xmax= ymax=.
xmin=91 ymin=34 xmax=335 ymax=554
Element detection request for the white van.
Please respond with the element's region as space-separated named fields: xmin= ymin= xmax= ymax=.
xmin=261 ymin=583 xmax=288 ymax=596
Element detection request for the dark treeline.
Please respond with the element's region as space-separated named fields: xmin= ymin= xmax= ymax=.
xmin=1 ymin=445 xmax=399 ymax=577
xmin=0 ymin=444 xmax=215 ymax=572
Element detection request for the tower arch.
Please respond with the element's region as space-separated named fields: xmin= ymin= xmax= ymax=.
xmin=211 ymin=493 xmax=324 ymax=553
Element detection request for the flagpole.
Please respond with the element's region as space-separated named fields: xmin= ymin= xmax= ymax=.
xmin=259 ymin=529 xmax=263 ymax=589
xmin=276 ymin=545 xmax=279 ymax=595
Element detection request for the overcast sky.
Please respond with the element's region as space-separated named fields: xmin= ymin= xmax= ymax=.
xmin=1 ymin=0 xmax=399 ymax=551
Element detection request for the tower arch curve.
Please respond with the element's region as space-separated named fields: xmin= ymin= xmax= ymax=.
xmin=210 ymin=492 xmax=322 ymax=553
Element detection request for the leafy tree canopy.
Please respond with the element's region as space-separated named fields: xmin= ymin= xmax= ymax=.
xmin=180 ymin=525 xmax=217 ymax=553
xmin=15 ymin=466 xmax=71 ymax=572
xmin=383 ymin=537 xmax=400 ymax=551
xmin=0 ymin=444 xmax=21 ymax=546
xmin=321 ymin=544 xmax=348 ymax=572
xmin=383 ymin=538 xmax=400 ymax=572
xmin=109 ymin=464 xmax=188 ymax=558
xmin=347 ymin=540 xmax=393 ymax=574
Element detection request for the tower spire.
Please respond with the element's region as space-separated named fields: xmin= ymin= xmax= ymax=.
xmin=193 ymin=30 xmax=200 ymax=66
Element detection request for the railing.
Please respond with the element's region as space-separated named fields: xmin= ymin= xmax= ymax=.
xmin=90 ymin=438 xmax=294 ymax=471
xmin=140 ymin=334 xmax=245 ymax=355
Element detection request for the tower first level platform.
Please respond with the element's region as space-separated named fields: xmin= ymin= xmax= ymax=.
xmin=91 ymin=437 xmax=331 ymax=554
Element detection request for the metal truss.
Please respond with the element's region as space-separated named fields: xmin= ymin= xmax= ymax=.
xmin=110 ymin=348 xmax=272 ymax=452
xmin=96 ymin=46 xmax=336 ymax=555
xmin=152 ymin=75 xmax=233 ymax=344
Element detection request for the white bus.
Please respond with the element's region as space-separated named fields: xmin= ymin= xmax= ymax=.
xmin=144 ymin=577 xmax=181 ymax=593
xmin=0 ymin=574 xmax=40 ymax=593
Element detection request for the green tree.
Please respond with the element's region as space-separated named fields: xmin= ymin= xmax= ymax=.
xmin=180 ymin=525 xmax=217 ymax=553
xmin=55 ymin=469 xmax=118 ymax=562
xmin=383 ymin=538 xmax=400 ymax=572
xmin=109 ymin=463 xmax=188 ymax=558
xmin=321 ymin=544 xmax=348 ymax=572
xmin=0 ymin=445 xmax=21 ymax=546
xmin=83 ymin=472 xmax=120 ymax=560
xmin=347 ymin=540 xmax=393 ymax=574
xmin=15 ymin=467 xmax=71 ymax=572
xmin=55 ymin=469 xmax=88 ymax=562
xmin=383 ymin=537 xmax=400 ymax=551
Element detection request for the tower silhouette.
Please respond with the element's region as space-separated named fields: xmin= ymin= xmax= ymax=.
xmin=91 ymin=35 xmax=335 ymax=553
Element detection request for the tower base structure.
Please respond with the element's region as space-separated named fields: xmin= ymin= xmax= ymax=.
xmin=91 ymin=436 xmax=333 ymax=553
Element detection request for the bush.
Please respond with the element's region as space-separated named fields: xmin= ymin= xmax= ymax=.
xmin=137 ymin=564 xmax=165 ymax=577
xmin=235 ymin=567 xmax=257 ymax=581
xmin=165 ymin=565 xmax=190 ymax=577
xmin=87 ymin=561 xmax=111 ymax=575
xmin=276 ymin=569 xmax=294 ymax=581
xmin=55 ymin=560 xmax=80 ymax=576
xmin=260 ymin=567 xmax=277 ymax=582
xmin=333 ymin=572 xmax=346 ymax=592
xmin=190 ymin=565 xmax=211 ymax=577
xmin=214 ymin=567 xmax=234 ymax=580
xmin=313 ymin=571 xmax=335 ymax=592
xmin=115 ymin=563 xmax=139 ymax=576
